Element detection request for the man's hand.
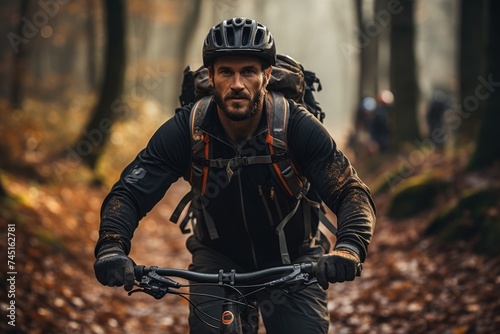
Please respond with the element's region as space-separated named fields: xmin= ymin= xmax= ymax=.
xmin=94 ymin=242 xmax=135 ymax=291
xmin=316 ymin=248 xmax=361 ymax=290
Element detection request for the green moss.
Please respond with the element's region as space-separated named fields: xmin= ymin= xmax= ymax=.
xmin=370 ymin=166 xmax=399 ymax=195
xmin=0 ymin=184 xmax=67 ymax=253
xmin=476 ymin=216 xmax=500 ymax=254
xmin=425 ymin=187 xmax=500 ymax=256
xmin=32 ymin=228 xmax=67 ymax=252
xmin=386 ymin=174 xmax=448 ymax=219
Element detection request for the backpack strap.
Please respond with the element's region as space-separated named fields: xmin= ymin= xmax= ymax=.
xmin=170 ymin=96 xmax=220 ymax=239
xmin=170 ymin=191 xmax=194 ymax=233
xmin=266 ymin=92 xmax=305 ymax=198
xmin=266 ymin=92 xmax=309 ymax=263
xmin=275 ymin=189 xmax=338 ymax=264
xmin=266 ymin=92 xmax=337 ymax=264
xmin=189 ymin=96 xmax=213 ymax=196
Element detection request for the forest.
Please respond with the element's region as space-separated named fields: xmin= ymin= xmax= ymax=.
xmin=0 ymin=0 xmax=499 ymax=333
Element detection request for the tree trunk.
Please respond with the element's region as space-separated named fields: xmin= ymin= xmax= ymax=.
xmin=173 ymin=0 xmax=202 ymax=105
xmin=0 ymin=178 xmax=6 ymax=199
xmin=374 ymin=0 xmax=390 ymax=92
xmin=355 ymin=0 xmax=379 ymax=100
xmin=458 ymin=0 xmax=488 ymax=143
xmin=389 ymin=0 xmax=420 ymax=146
xmin=178 ymin=0 xmax=202 ymax=67
xmin=355 ymin=0 xmax=366 ymax=101
xmin=467 ymin=0 xmax=500 ymax=169
xmin=72 ymin=0 xmax=126 ymax=170
xmin=10 ymin=0 xmax=30 ymax=109
xmin=86 ymin=0 xmax=99 ymax=88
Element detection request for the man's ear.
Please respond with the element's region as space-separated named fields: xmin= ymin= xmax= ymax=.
xmin=266 ymin=66 xmax=272 ymax=80
xmin=264 ymin=66 xmax=272 ymax=86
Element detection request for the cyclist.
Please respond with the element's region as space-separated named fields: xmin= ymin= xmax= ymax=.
xmin=94 ymin=17 xmax=376 ymax=334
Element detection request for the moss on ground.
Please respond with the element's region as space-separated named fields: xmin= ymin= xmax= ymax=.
xmin=424 ymin=187 xmax=500 ymax=256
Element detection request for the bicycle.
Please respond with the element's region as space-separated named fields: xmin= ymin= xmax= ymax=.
xmin=130 ymin=262 xmax=319 ymax=334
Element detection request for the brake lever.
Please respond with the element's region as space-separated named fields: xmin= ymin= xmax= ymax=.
xmin=287 ymin=271 xmax=322 ymax=292
xmin=128 ymin=269 xmax=181 ymax=300
xmin=145 ymin=270 xmax=182 ymax=288
xmin=267 ymin=264 xmax=302 ymax=287
xmin=128 ymin=285 xmax=170 ymax=299
xmin=266 ymin=264 xmax=317 ymax=293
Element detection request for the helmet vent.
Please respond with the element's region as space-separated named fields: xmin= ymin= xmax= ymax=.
xmin=214 ymin=29 xmax=223 ymax=47
xmin=202 ymin=17 xmax=276 ymax=67
xmin=254 ymin=29 xmax=264 ymax=46
xmin=242 ymin=27 xmax=251 ymax=46
xmin=227 ymin=28 xmax=235 ymax=46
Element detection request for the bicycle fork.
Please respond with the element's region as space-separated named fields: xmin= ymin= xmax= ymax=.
xmin=220 ymin=291 xmax=259 ymax=334
xmin=220 ymin=294 xmax=242 ymax=333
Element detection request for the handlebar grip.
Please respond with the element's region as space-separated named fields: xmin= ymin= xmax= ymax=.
xmin=134 ymin=265 xmax=145 ymax=280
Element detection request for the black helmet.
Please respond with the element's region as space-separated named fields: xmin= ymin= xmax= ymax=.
xmin=202 ymin=17 xmax=276 ymax=67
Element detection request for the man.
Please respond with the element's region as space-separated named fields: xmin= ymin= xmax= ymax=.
xmin=94 ymin=17 xmax=376 ymax=333
xmin=370 ymin=90 xmax=394 ymax=153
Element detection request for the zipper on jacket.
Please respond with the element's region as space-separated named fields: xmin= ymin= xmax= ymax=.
xmin=258 ymin=185 xmax=275 ymax=227
xmin=237 ymin=155 xmax=259 ymax=269
xmin=208 ymin=131 xmax=267 ymax=269
xmin=270 ymin=187 xmax=284 ymax=222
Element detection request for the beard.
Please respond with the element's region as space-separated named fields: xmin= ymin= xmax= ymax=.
xmin=214 ymin=86 xmax=266 ymax=122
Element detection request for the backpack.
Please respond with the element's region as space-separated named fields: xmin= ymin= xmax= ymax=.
xmin=179 ymin=54 xmax=325 ymax=121
xmin=171 ymin=54 xmax=336 ymax=264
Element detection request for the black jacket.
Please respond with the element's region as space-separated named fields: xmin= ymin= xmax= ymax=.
xmin=98 ymin=97 xmax=376 ymax=270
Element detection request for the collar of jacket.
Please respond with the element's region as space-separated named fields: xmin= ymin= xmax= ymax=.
xmin=197 ymin=97 xmax=270 ymax=146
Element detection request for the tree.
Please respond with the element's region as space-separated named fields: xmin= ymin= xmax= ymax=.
xmin=178 ymin=0 xmax=202 ymax=68
xmin=467 ymin=0 xmax=500 ymax=169
xmin=374 ymin=0 xmax=391 ymax=91
xmin=10 ymin=0 xmax=30 ymax=109
xmin=389 ymin=0 xmax=420 ymax=146
xmin=173 ymin=0 xmax=202 ymax=105
xmin=458 ymin=0 xmax=488 ymax=143
xmin=86 ymin=0 xmax=100 ymax=88
xmin=71 ymin=0 xmax=126 ymax=170
xmin=348 ymin=0 xmax=388 ymax=159
xmin=355 ymin=0 xmax=379 ymax=100
xmin=0 ymin=178 xmax=6 ymax=199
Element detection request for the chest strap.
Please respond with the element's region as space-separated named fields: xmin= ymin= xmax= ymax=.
xmin=170 ymin=92 xmax=337 ymax=264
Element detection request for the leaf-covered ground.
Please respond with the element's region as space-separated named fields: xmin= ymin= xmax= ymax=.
xmin=1 ymin=152 xmax=499 ymax=334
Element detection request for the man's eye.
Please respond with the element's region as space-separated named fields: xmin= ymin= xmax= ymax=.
xmin=242 ymin=69 xmax=256 ymax=76
xmin=219 ymin=69 xmax=232 ymax=76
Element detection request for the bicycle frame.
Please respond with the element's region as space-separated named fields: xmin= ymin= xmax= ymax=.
xmin=130 ymin=263 xmax=318 ymax=334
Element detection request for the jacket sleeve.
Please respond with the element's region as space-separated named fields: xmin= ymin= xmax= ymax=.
xmin=287 ymin=102 xmax=376 ymax=262
xmin=97 ymin=107 xmax=192 ymax=254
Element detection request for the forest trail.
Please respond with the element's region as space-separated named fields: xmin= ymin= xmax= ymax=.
xmin=1 ymin=153 xmax=499 ymax=334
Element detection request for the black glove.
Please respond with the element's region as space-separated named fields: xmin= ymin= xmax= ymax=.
xmin=316 ymin=248 xmax=361 ymax=290
xmin=94 ymin=242 xmax=135 ymax=291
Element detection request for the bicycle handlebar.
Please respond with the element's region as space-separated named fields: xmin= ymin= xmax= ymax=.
xmin=134 ymin=262 xmax=317 ymax=285
xmin=130 ymin=262 xmax=318 ymax=300
xmin=130 ymin=262 xmax=320 ymax=331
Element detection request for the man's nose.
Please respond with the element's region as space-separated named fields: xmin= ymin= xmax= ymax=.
xmin=230 ymin=74 xmax=244 ymax=90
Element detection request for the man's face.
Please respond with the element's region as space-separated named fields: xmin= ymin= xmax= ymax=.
xmin=209 ymin=56 xmax=270 ymax=122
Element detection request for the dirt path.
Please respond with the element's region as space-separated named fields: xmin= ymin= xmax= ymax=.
xmin=1 ymin=171 xmax=499 ymax=333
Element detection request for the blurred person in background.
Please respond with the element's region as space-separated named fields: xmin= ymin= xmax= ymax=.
xmin=369 ymin=90 xmax=394 ymax=153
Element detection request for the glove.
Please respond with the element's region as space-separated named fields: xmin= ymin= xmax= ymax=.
xmin=316 ymin=248 xmax=361 ymax=290
xmin=94 ymin=242 xmax=135 ymax=291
